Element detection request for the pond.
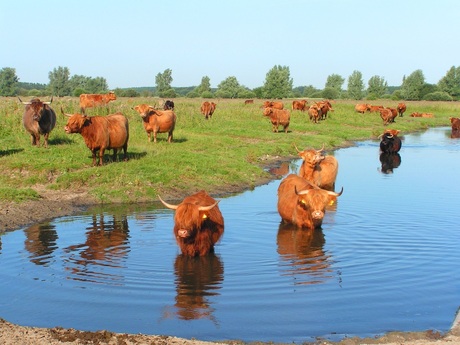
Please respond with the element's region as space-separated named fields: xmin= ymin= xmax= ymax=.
xmin=0 ymin=127 xmax=459 ymax=343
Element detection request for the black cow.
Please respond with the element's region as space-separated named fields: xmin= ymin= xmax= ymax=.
xmin=164 ymin=100 xmax=175 ymax=110
xmin=19 ymin=97 xmax=56 ymax=148
xmin=379 ymin=129 xmax=402 ymax=154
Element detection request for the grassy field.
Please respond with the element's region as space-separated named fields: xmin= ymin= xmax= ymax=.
xmin=0 ymin=97 xmax=458 ymax=204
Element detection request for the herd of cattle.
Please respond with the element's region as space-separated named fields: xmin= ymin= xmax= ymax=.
xmin=16 ymin=93 xmax=460 ymax=256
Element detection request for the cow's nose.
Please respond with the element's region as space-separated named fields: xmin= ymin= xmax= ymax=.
xmin=311 ymin=211 xmax=324 ymax=220
xmin=178 ymin=229 xmax=189 ymax=238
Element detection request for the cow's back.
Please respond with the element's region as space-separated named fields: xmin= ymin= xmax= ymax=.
xmin=277 ymin=174 xmax=310 ymax=223
xmin=106 ymin=113 xmax=129 ymax=148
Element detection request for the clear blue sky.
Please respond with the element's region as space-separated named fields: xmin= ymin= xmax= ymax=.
xmin=1 ymin=0 xmax=459 ymax=89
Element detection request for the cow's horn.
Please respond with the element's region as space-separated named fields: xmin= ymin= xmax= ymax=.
xmin=158 ymin=195 xmax=179 ymax=210
xmin=317 ymin=143 xmax=326 ymax=153
xmin=198 ymin=200 xmax=220 ymax=211
xmin=18 ymin=97 xmax=31 ymax=105
xmin=295 ymin=186 xmax=310 ymax=196
xmin=60 ymin=107 xmax=73 ymax=117
xmin=293 ymin=143 xmax=301 ymax=153
xmin=43 ymin=96 xmax=53 ymax=105
xmin=328 ymin=187 xmax=344 ymax=197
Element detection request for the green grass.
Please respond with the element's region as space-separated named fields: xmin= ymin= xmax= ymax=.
xmin=0 ymin=97 xmax=457 ymax=203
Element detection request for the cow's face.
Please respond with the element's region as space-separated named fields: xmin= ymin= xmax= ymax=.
xmin=174 ymin=203 xmax=214 ymax=239
xmin=134 ymin=104 xmax=155 ymax=119
xmin=297 ymin=190 xmax=330 ymax=222
xmin=64 ymin=114 xmax=87 ymax=133
xmin=298 ymin=149 xmax=324 ymax=167
xmin=263 ymin=107 xmax=274 ymax=116
xmin=27 ymin=100 xmax=47 ymax=121
xmin=107 ymin=92 xmax=117 ymax=101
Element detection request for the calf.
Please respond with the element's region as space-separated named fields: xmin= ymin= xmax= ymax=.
xmin=355 ymin=103 xmax=371 ymax=114
xmin=397 ymin=102 xmax=407 ymax=117
xmin=277 ymin=174 xmax=342 ymax=229
xmin=201 ymin=101 xmax=217 ymax=119
xmin=133 ymin=104 xmax=176 ymax=142
xmin=263 ymin=107 xmax=290 ymax=133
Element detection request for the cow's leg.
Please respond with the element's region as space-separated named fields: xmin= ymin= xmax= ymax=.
xmin=168 ymin=131 xmax=173 ymax=143
xmin=122 ymin=144 xmax=128 ymax=161
xmin=91 ymin=150 xmax=98 ymax=166
xmin=153 ymin=131 xmax=157 ymax=143
xmin=99 ymin=148 xmax=105 ymax=166
xmin=112 ymin=148 xmax=118 ymax=162
xmin=43 ymin=133 xmax=49 ymax=148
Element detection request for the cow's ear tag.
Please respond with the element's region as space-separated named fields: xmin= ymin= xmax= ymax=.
xmin=202 ymin=214 xmax=208 ymax=219
xmin=301 ymin=199 xmax=306 ymax=204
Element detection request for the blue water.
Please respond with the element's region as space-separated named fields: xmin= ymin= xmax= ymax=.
xmin=0 ymin=127 xmax=459 ymax=343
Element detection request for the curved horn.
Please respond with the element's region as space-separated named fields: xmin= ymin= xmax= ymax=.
xmin=328 ymin=187 xmax=344 ymax=197
xmin=60 ymin=107 xmax=73 ymax=117
xmin=316 ymin=143 xmax=325 ymax=153
xmin=18 ymin=97 xmax=31 ymax=105
xmin=295 ymin=185 xmax=310 ymax=196
xmin=293 ymin=143 xmax=301 ymax=153
xmin=42 ymin=96 xmax=53 ymax=105
xmin=158 ymin=195 xmax=179 ymax=210
xmin=198 ymin=200 xmax=220 ymax=211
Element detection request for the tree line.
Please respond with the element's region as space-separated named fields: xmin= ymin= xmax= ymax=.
xmin=1 ymin=65 xmax=459 ymax=101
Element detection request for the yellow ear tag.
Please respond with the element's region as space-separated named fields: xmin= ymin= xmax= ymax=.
xmin=301 ymin=199 xmax=306 ymax=204
xmin=202 ymin=214 xmax=208 ymax=219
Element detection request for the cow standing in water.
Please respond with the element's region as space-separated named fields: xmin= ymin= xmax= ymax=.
xmin=295 ymin=144 xmax=339 ymax=191
xmin=19 ymin=97 xmax=56 ymax=148
xmin=159 ymin=191 xmax=224 ymax=256
xmin=277 ymin=174 xmax=343 ymax=230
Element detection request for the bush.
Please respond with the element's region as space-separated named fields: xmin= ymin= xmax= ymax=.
xmin=201 ymin=91 xmax=214 ymax=98
xmin=423 ymin=91 xmax=453 ymax=101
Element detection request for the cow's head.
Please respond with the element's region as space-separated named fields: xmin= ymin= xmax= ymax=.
xmin=61 ymin=108 xmax=88 ymax=133
xmin=263 ymin=107 xmax=274 ymax=116
xmin=294 ymin=144 xmax=325 ymax=167
xmin=295 ymin=184 xmax=343 ymax=224
xmin=107 ymin=92 xmax=117 ymax=101
xmin=19 ymin=97 xmax=53 ymax=121
xmin=133 ymin=104 xmax=157 ymax=118
xmin=158 ymin=195 xmax=219 ymax=239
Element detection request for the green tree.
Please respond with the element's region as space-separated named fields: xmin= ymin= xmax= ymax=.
xmin=263 ymin=65 xmax=293 ymax=99
xmin=347 ymin=70 xmax=364 ymax=100
xmin=48 ymin=66 xmax=71 ymax=96
xmin=216 ymin=76 xmax=241 ymax=98
xmin=194 ymin=76 xmax=211 ymax=96
xmin=0 ymin=67 xmax=19 ymax=96
xmin=401 ymin=69 xmax=425 ymax=100
xmin=367 ymin=75 xmax=388 ymax=99
xmin=438 ymin=66 xmax=460 ymax=98
xmin=155 ymin=68 xmax=173 ymax=96
xmin=325 ymin=74 xmax=344 ymax=92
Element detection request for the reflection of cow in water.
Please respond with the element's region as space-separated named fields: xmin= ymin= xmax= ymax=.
xmin=24 ymin=223 xmax=58 ymax=266
xmin=277 ymin=223 xmax=332 ymax=285
xmin=379 ymin=129 xmax=402 ymax=174
xmin=64 ymin=213 xmax=130 ymax=283
xmin=163 ymin=254 xmax=224 ymax=321
xmin=379 ymin=153 xmax=401 ymax=174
